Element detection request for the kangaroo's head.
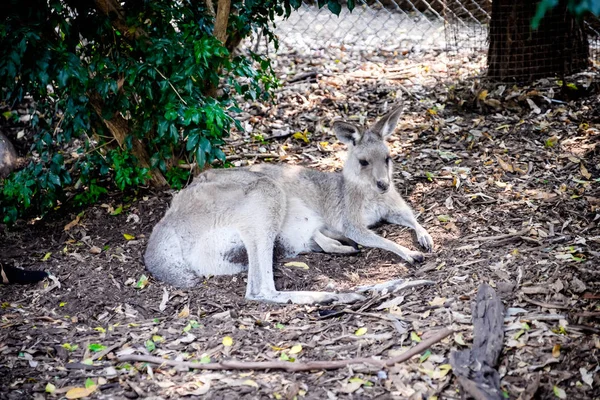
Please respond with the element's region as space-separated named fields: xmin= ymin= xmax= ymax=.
xmin=333 ymin=106 xmax=402 ymax=194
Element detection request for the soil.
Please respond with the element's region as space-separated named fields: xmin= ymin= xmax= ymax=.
xmin=1 ymin=47 xmax=599 ymax=399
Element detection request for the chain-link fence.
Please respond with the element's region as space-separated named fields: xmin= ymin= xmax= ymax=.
xmin=259 ymin=0 xmax=600 ymax=80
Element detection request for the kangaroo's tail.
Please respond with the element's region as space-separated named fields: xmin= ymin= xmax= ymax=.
xmin=1 ymin=264 xmax=48 ymax=284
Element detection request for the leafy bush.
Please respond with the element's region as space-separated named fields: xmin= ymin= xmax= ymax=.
xmin=0 ymin=0 xmax=352 ymax=223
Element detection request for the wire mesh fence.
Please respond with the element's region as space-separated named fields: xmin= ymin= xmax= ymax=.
xmin=257 ymin=0 xmax=600 ymax=82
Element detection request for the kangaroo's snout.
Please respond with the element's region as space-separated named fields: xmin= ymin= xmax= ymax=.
xmin=377 ymin=180 xmax=390 ymax=193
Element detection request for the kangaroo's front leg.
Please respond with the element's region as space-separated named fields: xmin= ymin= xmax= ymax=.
xmin=345 ymin=227 xmax=424 ymax=264
xmin=384 ymin=194 xmax=434 ymax=252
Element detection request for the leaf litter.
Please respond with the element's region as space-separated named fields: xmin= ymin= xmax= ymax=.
xmin=0 ymin=44 xmax=599 ymax=399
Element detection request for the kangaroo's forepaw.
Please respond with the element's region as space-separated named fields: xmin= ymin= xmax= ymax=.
xmin=417 ymin=229 xmax=434 ymax=252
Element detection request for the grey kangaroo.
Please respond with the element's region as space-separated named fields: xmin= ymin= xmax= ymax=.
xmin=144 ymin=106 xmax=433 ymax=304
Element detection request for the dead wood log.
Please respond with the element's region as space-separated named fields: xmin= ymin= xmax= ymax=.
xmin=450 ymin=283 xmax=505 ymax=400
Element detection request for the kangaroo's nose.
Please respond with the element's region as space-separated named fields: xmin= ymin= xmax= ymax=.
xmin=377 ymin=180 xmax=389 ymax=192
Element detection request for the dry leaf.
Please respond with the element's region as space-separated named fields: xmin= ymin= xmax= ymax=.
xmin=355 ymin=327 xmax=368 ymax=336
xmin=580 ymin=163 xmax=591 ymax=180
xmin=65 ymin=386 xmax=96 ymax=399
xmin=428 ymin=297 xmax=446 ymax=306
xmin=289 ymin=344 xmax=302 ymax=354
xmin=178 ymin=305 xmax=190 ymax=318
xmin=283 ymin=261 xmax=309 ymax=269
xmin=159 ymin=287 xmax=169 ymax=312
xmin=495 ymin=155 xmax=514 ymax=172
xmin=64 ymin=215 xmax=81 ymax=231
xmin=552 ymin=344 xmax=560 ymax=358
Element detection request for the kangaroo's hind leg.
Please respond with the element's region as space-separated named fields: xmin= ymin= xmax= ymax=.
xmin=239 ymin=178 xmax=364 ymax=305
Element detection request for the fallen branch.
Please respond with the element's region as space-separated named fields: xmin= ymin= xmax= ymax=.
xmin=450 ymin=284 xmax=504 ymax=400
xmin=521 ymin=295 xmax=570 ymax=310
xmin=118 ymin=327 xmax=452 ymax=372
xmin=467 ymin=228 xmax=530 ymax=242
xmin=91 ymin=338 xmax=128 ymax=361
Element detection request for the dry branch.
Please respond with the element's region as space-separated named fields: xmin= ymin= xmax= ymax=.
xmin=118 ymin=327 xmax=452 ymax=372
xmin=450 ymin=283 xmax=504 ymax=400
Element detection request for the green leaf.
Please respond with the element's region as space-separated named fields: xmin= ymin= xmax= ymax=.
xmin=164 ymin=109 xmax=178 ymax=121
xmin=411 ymin=332 xmax=422 ymax=343
xmin=45 ymin=383 xmax=56 ymax=393
xmin=347 ymin=0 xmax=355 ymax=11
xmin=88 ymin=343 xmax=106 ymax=352
xmin=327 ymin=0 xmax=342 ymax=15
xmin=85 ymin=378 xmax=95 ymax=389
xmin=145 ymin=340 xmax=156 ymax=352
xmin=531 ymin=0 xmax=559 ymax=30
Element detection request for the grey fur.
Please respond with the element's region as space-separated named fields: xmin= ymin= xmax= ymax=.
xmin=145 ymin=106 xmax=434 ymax=304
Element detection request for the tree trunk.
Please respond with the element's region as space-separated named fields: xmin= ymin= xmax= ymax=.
xmin=487 ymin=0 xmax=589 ymax=82
xmin=89 ymin=94 xmax=167 ymax=187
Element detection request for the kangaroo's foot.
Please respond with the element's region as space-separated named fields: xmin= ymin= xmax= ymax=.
xmin=247 ymin=290 xmax=365 ymax=305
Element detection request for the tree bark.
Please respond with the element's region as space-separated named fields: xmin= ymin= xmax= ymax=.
xmin=89 ymin=94 xmax=167 ymax=187
xmin=214 ymin=0 xmax=231 ymax=44
xmin=487 ymin=0 xmax=589 ymax=82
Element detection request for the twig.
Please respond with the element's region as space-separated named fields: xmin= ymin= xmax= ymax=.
xmin=154 ymin=68 xmax=188 ymax=106
xmin=91 ymin=338 xmax=128 ymax=361
xmin=117 ymin=327 xmax=452 ymax=372
xmin=521 ymin=295 xmax=570 ymax=310
xmin=467 ymin=228 xmax=530 ymax=242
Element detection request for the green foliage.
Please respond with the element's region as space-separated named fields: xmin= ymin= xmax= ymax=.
xmin=0 ymin=0 xmax=347 ymax=223
xmin=532 ymin=0 xmax=600 ymax=29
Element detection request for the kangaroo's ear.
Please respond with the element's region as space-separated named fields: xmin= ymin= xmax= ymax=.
xmin=333 ymin=121 xmax=362 ymax=146
xmin=370 ymin=106 xmax=403 ymax=139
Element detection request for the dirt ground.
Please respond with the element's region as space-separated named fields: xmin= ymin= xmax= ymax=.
xmin=1 ymin=47 xmax=599 ymax=400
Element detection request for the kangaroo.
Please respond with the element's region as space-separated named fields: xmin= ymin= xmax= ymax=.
xmin=144 ymin=106 xmax=433 ymax=304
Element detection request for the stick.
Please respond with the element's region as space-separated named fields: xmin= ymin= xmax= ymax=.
xmin=521 ymin=295 xmax=570 ymax=310
xmin=467 ymin=228 xmax=529 ymax=242
xmin=91 ymin=339 xmax=128 ymax=361
xmin=117 ymin=327 xmax=452 ymax=372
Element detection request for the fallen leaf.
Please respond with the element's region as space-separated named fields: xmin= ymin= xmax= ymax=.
xmin=123 ymin=233 xmax=135 ymax=240
xmin=89 ymin=246 xmax=101 ymax=254
xmin=222 ymin=336 xmax=233 ymax=347
xmin=580 ymin=367 xmax=593 ymax=387
xmin=355 ymin=327 xmax=368 ymax=336
xmin=411 ymin=331 xmax=422 ymax=342
xmin=135 ymin=275 xmax=149 ymax=289
xmin=159 ymin=288 xmax=169 ymax=311
xmin=495 ymin=155 xmax=514 ymax=172
xmin=428 ymin=297 xmax=446 ymax=306
xmin=552 ymin=344 xmax=561 ymax=358
xmin=65 ymin=386 xmax=96 ymax=399
xmin=42 ymin=252 xmax=52 ymax=261
xmin=292 ymin=130 xmax=309 ymax=143
xmin=178 ymin=304 xmax=190 ymax=318
xmin=454 ymin=332 xmax=465 ymax=346
xmin=437 ymin=215 xmax=451 ymax=223
xmin=243 ymin=379 xmax=259 ymax=388
xmin=553 ymin=386 xmax=566 ymax=399
xmin=64 ymin=215 xmax=81 ymax=231
xmin=339 ymin=380 xmax=363 ymax=394
xmin=289 ymin=344 xmax=302 ymax=354
xmin=45 ymin=383 xmax=56 ymax=393
xmin=580 ymin=163 xmax=591 ymax=179
xmin=283 ymin=261 xmax=309 ymax=269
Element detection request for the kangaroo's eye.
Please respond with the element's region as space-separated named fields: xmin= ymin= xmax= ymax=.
xmin=386 ymin=156 xmax=392 ymax=164
xmin=359 ymin=159 xmax=369 ymax=167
